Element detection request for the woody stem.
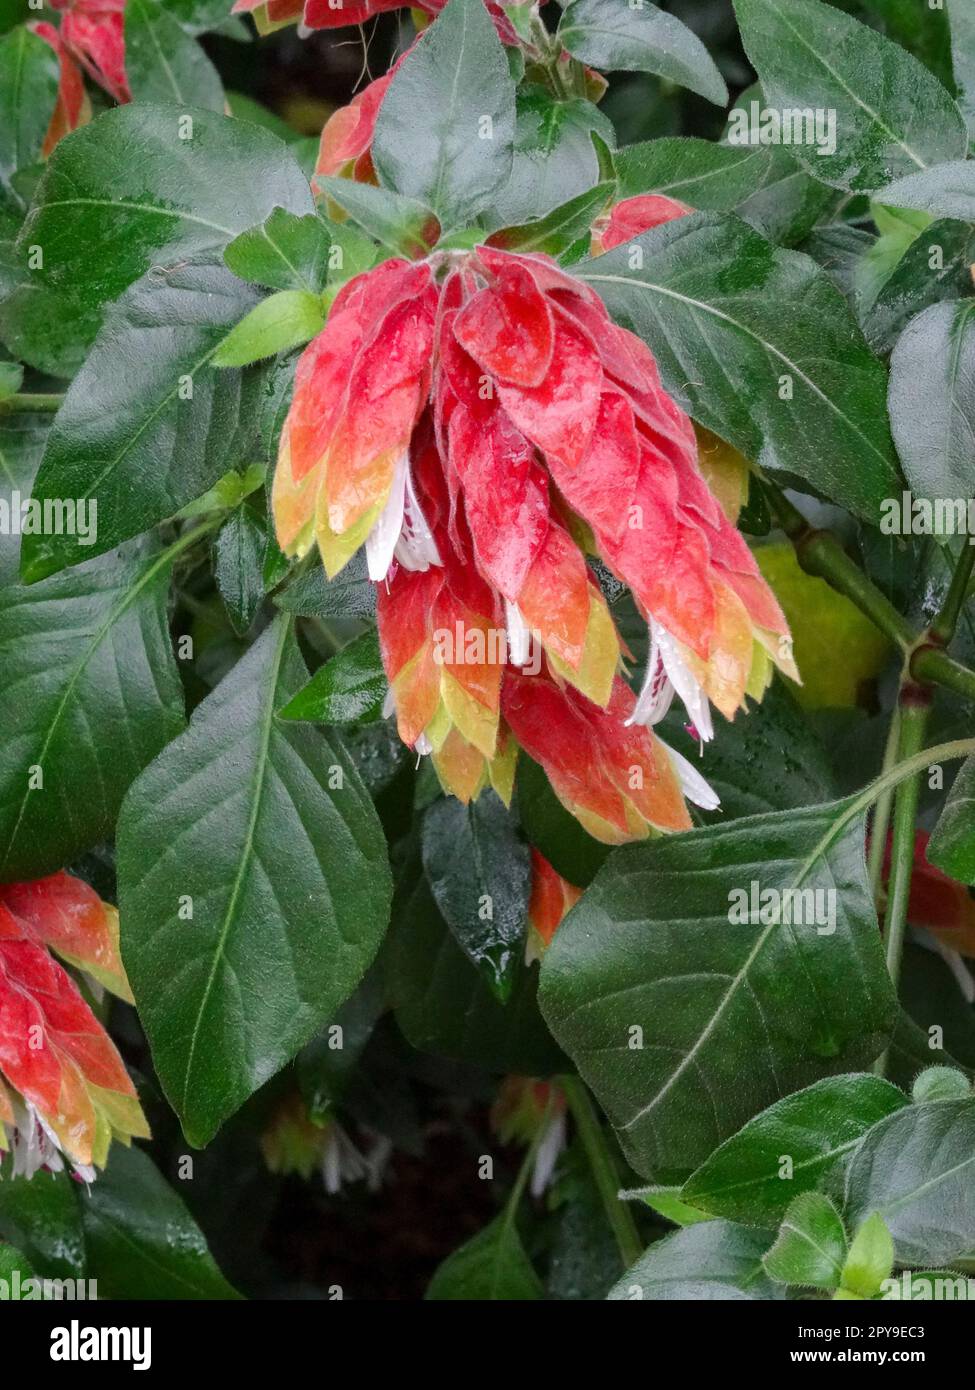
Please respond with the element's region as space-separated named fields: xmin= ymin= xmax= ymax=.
xmin=560 ymin=1074 xmax=643 ymax=1270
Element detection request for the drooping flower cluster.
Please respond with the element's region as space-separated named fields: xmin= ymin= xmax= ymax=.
xmin=491 ymin=1076 xmax=566 ymax=1197
xmin=260 ymin=1093 xmax=391 ymax=1194
xmin=0 ymin=872 xmax=149 ymax=1181
xmin=273 ymin=232 xmax=794 ymax=841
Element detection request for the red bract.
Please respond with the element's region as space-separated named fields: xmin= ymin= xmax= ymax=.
xmin=0 ymin=872 xmax=149 ymax=1180
xmin=234 ymin=0 xmax=523 ymax=43
xmin=591 ymin=193 xmax=693 ymax=254
xmin=525 ymin=849 xmax=581 ymax=963
xmin=31 ymin=22 xmax=92 ymax=156
xmin=272 ymin=243 xmax=795 ymax=840
xmin=48 ymin=0 xmax=130 ymax=105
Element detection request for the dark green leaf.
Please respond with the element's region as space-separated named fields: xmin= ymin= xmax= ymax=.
xmin=579 ymin=212 xmax=901 ymax=523
xmin=211 ymin=288 xmax=324 ymax=367
xmin=888 ymin=300 xmax=975 ymax=513
xmin=489 ymin=182 xmax=613 ymax=258
xmin=559 ymin=0 xmax=727 ymax=106
xmin=615 ymin=137 xmax=770 ymax=210
xmin=317 ymin=178 xmax=438 ymax=258
xmin=80 ymin=1144 xmax=240 ymax=1299
xmin=385 ymin=862 xmax=563 ymax=1074
xmin=607 ymin=1220 xmax=778 ymax=1300
xmin=117 ymin=617 xmax=392 ymax=1145
xmin=862 ymin=218 xmax=975 ymax=353
xmin=5 ymin=103 xmax=313 ymax=367
xmin=274 ymin=551 xmax=376 ymax=620
xmin=733 ymin=0 xmax=966 ymax=192
xmin=485 ymin=89 xmax=614 ymax=229
xmin=278 ymin=628 xmax=385 ymax=725
xmin=372 ymin=0 xmax=516 ymax=231
xmin=0 ymin=537 xmax=185 ymax=882
xmin=682 ymin=1074 xmax=907 ymax=1226
xmin=0 ymin=27 xmax=58 ymax=206
xmin=540 ymin=796 xmax=898 ymax=1182
xmin=0 ymin=402 xmax=49 ymax=584
xmin=224 ymin=208 xmax=331 ymax=294
xmin=125 ymin=0 xmax=224 ymax=110
xmin=928 ymin=755 xmax=975 ymax=884
xmin=421 ymin=791 xmax=531 ymax=999
xmin=763 ymin=1192 xmax=847 ymax=1289
xmin=213 ymin=500 xmax=266 ymax=634
xmin=426 ymin=1213 xmax=542 ymax=1300
xmin=0 ymin=1170 xmax=85 ymax=1281
xmin=843 ymin=1097 xmax=975 ymax=1265
xmin=21 ymin=259 xmax=260 ymax=581
xmin=949 ymin=0 xmax=975 ymax=136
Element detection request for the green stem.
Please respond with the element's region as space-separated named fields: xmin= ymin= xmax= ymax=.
xmin=930 ymin=543 xmax=975 ymax=645
xmin=0 ymin=392 xmax=64 ymax=414
xmin=910 ymin=646 xmax=975 ymax=701
xmin=560 ymin=1074 xmax=643 ymax=1270
xmin=762 ymin=482 xmax=914 ymax=649
xmin=873 ymin=699 xmax=930 ymax=1076
xmin=867 ymin=705 xmax=901 ymax=904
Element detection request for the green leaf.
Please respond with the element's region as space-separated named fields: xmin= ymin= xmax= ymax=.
xmin=426 ymin=1213 xmax=543 ymax=1300
xmin=0 ymin=401 xmax=49 ymax=583
xmin=80 ymin=1145 xmax=240 ymax=1299
xmin=841 ymin=1211 xmax=895 ymax=1299
xmin=489 ymin=181 xmax=613 ymax=257
xmin=278 ymin=628 xmax=386 ymax=725
xmin=843 ymin=1097 xmax=975 ymax=1265
xmin=385 ymin=859 xmax=564 ymax=1074
xmin=224 ymin=208 xmax=331 ymax=294
xmin=888 ymin=301 xmax=975 ymax=517
xmin=487 ymin=89 xmax=615 ymax=229
xmin=421 ymin=791 xmax=532 ymax=1000
xmin=631 ymin=1186 xmax=713 ymax=1227
xmin=21 ymin=259 xmax=260 ymax=581
xmin=763 ymin=1192 xmax=847 ymax=1289
xmin=125 ymin=0 xmax=224 ymax=110
xmin=578 ymin=212 xmax=902 ymax=524
xmin=559 ymin=0 xmax=727 ymax=106
xmin=607 ymin=1220 xmax=778 ymax=1300
xmin=0 ymin=537 xmax=186 ymax=882
xmin=0 ymin=359 xmax=22 ymax=399
xmin=733 ymin=0 xmax=967 ymax=192
xmin=0 ymin=1243 xmax=37 ymax=1295
xmin=317 ymin=178 xmax=438 ymax=258
xmin=117 ymin=617 xmax=392 ymax=1145
xmin=929 ymin=756 xmax=975 ymax=884
xmin=211 ymin=288 xmax=324 ymax=367
xmin=949 ymin=0 xmax=975 ymax=136
xmin=515 ymin=753 xmax=610 ymax=888
xmin=681 ymin=1074 xmax=907 ymax=1227
xmin=0 ymin=27 xmax=58 ymax=205
xmin=862 ymin=218 xmax=975 ymax=353
xmin=880 ymin=162 xmax=975 ymax=224
xmin=213 ymin=500 xmax=266 ymax=635
xmin=0 ymin=1170 xmax=86 ymax=1281
xmin=372 ymin=0 xmax=516 ymax=231
xmin=5 ymin=102 xmax=313 ymax=368
xmin=615 ymin=137 xmax=770 ymax=210
xmin=539 ymin=796 xmax=898 ymax=1182
xmin=274 ymin=551 xmax=376 ymax=620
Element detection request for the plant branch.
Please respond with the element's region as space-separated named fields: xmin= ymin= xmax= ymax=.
xmin=867 ymin=705 xmax=901 ymax=904
xmin=560 ymin=1073 xmax=643 ymax=1270
xmin=873 ymin=697 xmax=929 ymax=1076
xmin=762 ymin=481 xmax=914 ymax=649
xmin=0 ymin=392 xmax=64 ymax=414
xmin=929 ymin=543 xmax=975 ymax=645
